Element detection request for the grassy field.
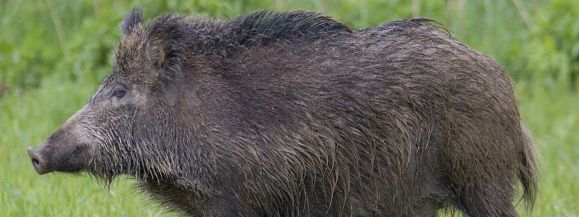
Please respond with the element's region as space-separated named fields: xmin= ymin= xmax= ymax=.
xmin=1 ymin=0 xmax=578 ymax=216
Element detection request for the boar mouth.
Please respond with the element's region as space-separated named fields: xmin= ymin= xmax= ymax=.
xmin=27 ymin=143 xmax=90 ymax=175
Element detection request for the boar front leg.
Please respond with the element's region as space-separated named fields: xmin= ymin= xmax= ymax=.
xmin=141 ymin=178 xmax=251 ymax=216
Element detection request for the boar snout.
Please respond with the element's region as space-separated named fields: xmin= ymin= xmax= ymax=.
xmin=27 ymin=146 xmax=50 ymax=175
xmin=27 ymin=127 xmax=92 ymax=175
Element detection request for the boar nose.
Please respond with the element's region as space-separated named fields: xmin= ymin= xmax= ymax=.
xmin=27 ymin=147 xmax=53 ymax=175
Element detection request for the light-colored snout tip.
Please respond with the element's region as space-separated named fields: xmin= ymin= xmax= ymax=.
xmin=27 ymin=147 xmax=51 ymax=175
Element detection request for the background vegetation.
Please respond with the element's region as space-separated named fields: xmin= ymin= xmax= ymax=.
xmin=1 ymin=0 xmax=577 ymax=216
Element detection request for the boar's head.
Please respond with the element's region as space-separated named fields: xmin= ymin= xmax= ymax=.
xmin=27 ymin=9 xmax=193 ymax=182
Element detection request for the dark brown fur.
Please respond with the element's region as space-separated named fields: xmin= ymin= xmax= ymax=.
xmin=28 ymin=9 xmax=537 ymax=217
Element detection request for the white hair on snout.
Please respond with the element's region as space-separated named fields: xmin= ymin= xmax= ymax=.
xmin=60 ymin=105 xmax=94 ymax=146
xmin=58 ymin=102 xmax=127 ymax=178
xmin=68 ymin=102 xmax=176 ymax=184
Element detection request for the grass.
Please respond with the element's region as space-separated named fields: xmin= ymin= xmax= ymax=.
xmin=1 ymin=0 xmax=578 ymax=216
xmin=517 ymin=87 xmax=579 ymax=216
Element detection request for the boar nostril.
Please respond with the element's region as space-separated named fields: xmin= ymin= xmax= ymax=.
xmin=31 ymin=157 xmax=40 ymax=167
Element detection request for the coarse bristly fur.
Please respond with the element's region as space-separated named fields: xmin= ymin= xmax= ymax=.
xmin=30 ymin=8 xmax=537 ymax=217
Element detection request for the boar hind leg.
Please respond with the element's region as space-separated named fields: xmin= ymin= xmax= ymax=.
xmin=412 ymin=199 xmax=440 ymax=217
xmin=450 ymin=167 xmax=518 ymax=217
xmin=445 ymin=119 xmax=520 ymax=216
xmin=457 ymin=185 xmax=518 ymax=217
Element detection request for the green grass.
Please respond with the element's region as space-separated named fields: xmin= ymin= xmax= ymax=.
xmin=1 ymin=0 xmax=578 ymax=216
xmin=517 ymin=88 xmax=579 ymax=216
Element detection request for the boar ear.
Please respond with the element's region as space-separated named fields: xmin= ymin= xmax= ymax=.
xmin=145 ymin=18 xmax=187 ymax=81
xmin=120 ymin=8 xmax=143 ymax=36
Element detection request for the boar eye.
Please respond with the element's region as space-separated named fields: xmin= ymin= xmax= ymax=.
xmin=111 ymin=86 xmax=127 ymax=99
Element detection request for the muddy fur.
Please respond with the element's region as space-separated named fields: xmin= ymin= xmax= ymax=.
xmin=33 ymin=9 xmax=537 ymax=217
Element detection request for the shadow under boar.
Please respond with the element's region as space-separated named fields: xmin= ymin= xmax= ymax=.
xmin=27 ymin=9 xmax=538 ymax=217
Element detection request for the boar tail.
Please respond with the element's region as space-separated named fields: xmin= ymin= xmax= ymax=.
xmin=518 ymin=123 xmax=538 ymax=210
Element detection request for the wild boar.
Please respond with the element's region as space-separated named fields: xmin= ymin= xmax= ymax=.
xmin=28 ymin=9 xmax=537 ymax=217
